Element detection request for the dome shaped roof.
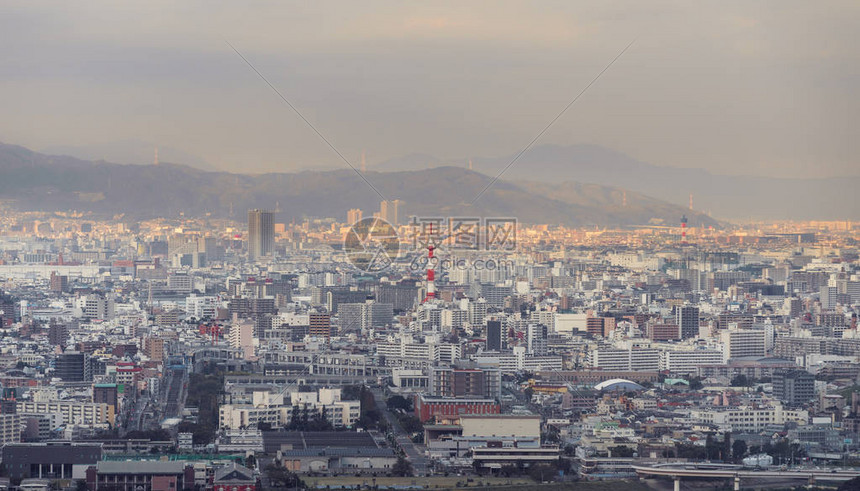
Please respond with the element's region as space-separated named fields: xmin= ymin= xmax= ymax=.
xmin=594 ymin=378 xmax=645 ymax=391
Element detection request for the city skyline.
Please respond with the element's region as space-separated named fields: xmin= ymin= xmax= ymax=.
xmin=2 ymin=1 xmax=858 ymax=178
xmin=1 ymin=3 xmax=859 ymax=488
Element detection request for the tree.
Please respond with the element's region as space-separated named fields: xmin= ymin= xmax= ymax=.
xmin=398 ymin=415 xmax=423 ymax=434
xmin=392 ymin=456 xmax=413 ymax=477
xmin=524 ymin=387 xmax=535 ymax=401
xmin=342 ymin=384 xmax=363 ymax=401
xmin=609 ymin=446 xmax=635 ymax=457
xmin=528 ymin=463 xmax=558 ymax=482
xmin=676 ymin=443 xmax=707 ymax=460
xmin=542 ymin=426 xmax=560 ymax=444
xmin=689 ymin=377 xmax=704 ymax=390
xmin=838 ymin=476 xmax=860 ymax=490
xmin=730 ymin=374 xmax=750 ymax=387
xmin=722 ymin=432 xmax=732 ymax=462
xmin=732 ymin=439 xmax=747 ymax=462
xmin=386 ymin=395 xmax=413 ymax=412
xmin=265 ymin=462 xmax=302 ymax=488
xmin=516 ymin=371 xmax=534 ymax=384
xmin=245 ymin=454 xmax=256 ymax=469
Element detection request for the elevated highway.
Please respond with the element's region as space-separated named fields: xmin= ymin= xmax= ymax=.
xmin=633 ymin=462 xmax=860 ymax=491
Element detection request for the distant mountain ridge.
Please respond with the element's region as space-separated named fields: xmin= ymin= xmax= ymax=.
xmin=374 ymin=144 xmax=860 ymax=220
xmin=0 ymin=142 xmax=718 ymax=228
xmin=42 ymin=139 xmax=218 ymax=171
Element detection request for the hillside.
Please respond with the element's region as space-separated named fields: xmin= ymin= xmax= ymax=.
xmin=0 ymin=143 xmax=718 ymax=228
xmin=375 ymin=144 xmax=860 ymax=220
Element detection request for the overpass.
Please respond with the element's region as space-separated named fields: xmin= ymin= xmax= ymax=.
xmin=633 ymin=462 xmax=860 ymax=491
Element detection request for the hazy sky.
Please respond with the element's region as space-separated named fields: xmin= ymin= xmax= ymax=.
xmin=1 ymin=1 xmax=858 ymax=177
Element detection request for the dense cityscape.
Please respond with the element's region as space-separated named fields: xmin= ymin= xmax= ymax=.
xmin=4 ymin=2 xmax=859 ymax=490
xmin=0 ymin=199 xmax=856 ymax=490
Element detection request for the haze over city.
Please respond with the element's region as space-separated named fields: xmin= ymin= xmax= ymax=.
xmin=2 ymin=1 xmax=858 ymax=179
xmin=1 ymin=3 xmax=860 ymax=491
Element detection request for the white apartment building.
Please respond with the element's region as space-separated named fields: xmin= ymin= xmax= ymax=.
xmin=0 ymin=414 xmax=21 ymax=445
xmin=473 ymin=347 xmax=563 ymax=373
xmin=376 ymin=335 xmax=462 ymax=363
xmin=75 ymin=294 xmax=115 ymax=320
xmin=219 ymin=388 xmax=359 ymax=430
xmin=719 ymin=328 xmax=767 ymax=362
xmin=659 ymin=349 xmax=725 ymax=375
xmin=17 ymin=401 xmax=114 ymax=427
xmin=690 ymin=404 xmax=808 ymax=432
xmin=587 ymin=348 xmax=660 ymax=371
xmin=185 ymin=294 xmax=219 ymax=319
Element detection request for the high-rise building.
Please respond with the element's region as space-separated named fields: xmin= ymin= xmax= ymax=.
xmin=93 ymin=384 xmax=119 ymax=412
xmin=467 ymin=299 xmax=488 ymax=326
xmin=773 ymin=370 xmax=815 ymax=406
xmin=49 ymin=272 xmax=68 ymax=294
xmin=75 ymin=294 xmax=114 ymax=321
xmin=0 ymin=291 xmax=16 ymax=327
xmin=309 ymin=312 xmax=332 ymax=341
xmin=229 ymin=321 xmax=255 ymax=359
xmin=526 ymin=324 xmax=548 ymax=356
xmin=143 ymin=337 xmax=164 ymax=362
xmin=347 ymin=208 xmax=362 ymax=225
xmin=486 ymin=320 xmax=503 ymax=351
xmin=646 ymin=322 xmax=680 ymax=341
xmin=676 ymin=306 xmax=700 ymax=339
xmin=379 ymin=200 xmax=400 ymax=225
xmin=55 ymin=351 xmax=91 ymax=382
xmin=586 ymin=316 xmax=615 ymax=338
xmin=820 ymin=286 xmax=838 ymax=309
xmin=430 ymin=366 xmax=501 ymax=400
xmin=376 ymin=282 xmax=419 ymax=312
xmin=48 ymin=324 xmax=69 ymax=347
xmin=719 ymin=328 xmax=766 ymax=362
xmin=248 ymin=209 xmax=275 ymax=261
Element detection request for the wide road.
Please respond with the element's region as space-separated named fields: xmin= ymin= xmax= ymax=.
xmin=372 ymin=389 xmax=429 ymax=476
xmin=633 ymin=462 xmax=860 ymax=489
xmin=164 ymin=367 xmax=188 ymax=420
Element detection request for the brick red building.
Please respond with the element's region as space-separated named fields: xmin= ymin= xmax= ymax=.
xmin=213 ymin=463 xmax=257 ymax=491
xmin=413 ymin=394 xmax=500 ymax=423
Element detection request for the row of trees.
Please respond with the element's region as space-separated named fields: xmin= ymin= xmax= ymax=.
xmin=177 ymin=369 xmax=224 ymax=445
xmin=674 ymin=435 xmax=804 ymax=464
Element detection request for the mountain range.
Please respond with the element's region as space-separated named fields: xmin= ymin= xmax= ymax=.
xmin=375 ymin=144 xmax=860 ymax=220
xmin=0 ymin=142 xmax=717 ymax=228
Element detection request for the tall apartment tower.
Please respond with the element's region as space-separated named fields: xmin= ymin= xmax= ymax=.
xmin=486 ymin=320 xmax=503 ymax=351
xmin=347 ymin=208 xmax=362 ymax=225
xmin=309 ymin=312 xmax=332 ymax=341
xmin=676 ymin=306 xmax=700 ymax=339
xmin=56 ymin=351 xmax=91 ymax=382
xmin=526 ymin=324 xmax=548 ymax=356
xmin=772 ymin=369 xmax=815 ymax=406
xmin=379 ymin=200 xmax=400 ymax=226
xmin=248 ymin=209 xmax=275 ymax=261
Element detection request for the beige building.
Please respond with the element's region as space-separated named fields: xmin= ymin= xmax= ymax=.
xmin=17 ymin=401 xmax=114 ymax=427
xmin=459 ymin=414 xmax=540 ymax=438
